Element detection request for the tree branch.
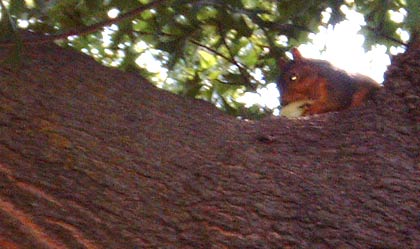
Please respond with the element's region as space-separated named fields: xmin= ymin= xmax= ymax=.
xmin=188 ymin=39 xmax=232 ymax=63
xmin=365 ymin=26 xmax=408 ymax=47
xmin=216 ymin=24 xmax=259 ymax=90
xmin=0 ymin=0 xmax=167 ymax=47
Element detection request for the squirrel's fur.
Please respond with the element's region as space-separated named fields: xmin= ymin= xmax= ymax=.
xmin=277 ymin=48 xmax=381 ymax=116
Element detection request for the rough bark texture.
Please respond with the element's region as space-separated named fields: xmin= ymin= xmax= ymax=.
xmin=0 ymin=34 xmax=419 ymax=248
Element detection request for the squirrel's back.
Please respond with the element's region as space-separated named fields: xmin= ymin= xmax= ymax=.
xmin=277 ymin=49 xmax=381 ymax=116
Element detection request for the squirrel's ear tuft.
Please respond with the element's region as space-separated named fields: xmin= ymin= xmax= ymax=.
xmin=291 ymin=48 xmax=303 ymax=61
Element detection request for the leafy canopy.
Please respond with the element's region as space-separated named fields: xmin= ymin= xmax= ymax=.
xmin=0 ymin=0 xmax=411 ymax=119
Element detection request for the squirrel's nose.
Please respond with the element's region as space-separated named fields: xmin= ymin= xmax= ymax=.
xmin=281 ymin=99 xmax=290 ymax=106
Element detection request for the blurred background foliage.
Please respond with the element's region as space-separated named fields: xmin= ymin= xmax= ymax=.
xmin=0 ymin=0 xmax=413 ymax=119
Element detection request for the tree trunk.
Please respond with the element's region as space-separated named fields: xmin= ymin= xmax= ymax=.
xmin=0 ymin=34 xmax=419 ymax=248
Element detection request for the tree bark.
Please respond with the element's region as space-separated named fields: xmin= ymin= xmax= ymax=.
xmin=0 ymin=34 xmax=419 ymax=248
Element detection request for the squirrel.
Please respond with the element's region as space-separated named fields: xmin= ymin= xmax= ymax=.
xmin=277 ymin=48 xmax=381 ymax=116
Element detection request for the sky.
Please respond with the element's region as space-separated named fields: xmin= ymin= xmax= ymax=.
xmin=237 ymin=6 xmax=408 ymax=114
xmin=128 ymin=4 xmax=407 ymax=115
xmin=6 ymin=2 xmax=407 ymax=115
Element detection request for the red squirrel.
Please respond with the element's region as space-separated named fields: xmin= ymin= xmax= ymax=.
xmin=277 ymin=48 xmax=381 ymax=116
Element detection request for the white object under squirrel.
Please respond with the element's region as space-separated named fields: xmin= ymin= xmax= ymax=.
xmin=280 ymin=100 xmax=314 ymax=118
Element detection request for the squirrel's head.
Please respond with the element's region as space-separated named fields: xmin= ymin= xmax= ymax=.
xmin=277 ymin=48 xmax=328 ymax=106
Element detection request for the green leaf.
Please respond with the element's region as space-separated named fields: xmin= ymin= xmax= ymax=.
xmin=157 ymin=36 xmax=188 ymax=69
xmin=182 ymin=73 xmax=202 ymax=97
xmin=198 ymin=50 xmax=217 ymax=69
xmin=220 ymin=73 xmax=245 ymax=86
xmin=238 ymin=43 xmax=260 ymax=67
xmin=9 ymin=0 xmax=26 ymax=15
xmin=0 ymin=0 xmax=23 ymax=67
xmin=85 ymin=0 xmax=105 ymax=11
xmin=406 ymin=0 xmax=420 ymax=35
xmin=5 ymin=0 xmax=408 ymax=118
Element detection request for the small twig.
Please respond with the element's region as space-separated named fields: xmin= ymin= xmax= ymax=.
xmin=0 ymin=0 xmax=167 ymax=47
xmin=188 ymin=39 xmax=232 ymax=62
xmin=190 ymin=36 xmax=261 ymax=89
xmin=366 ymin=26 xmax=408 ymax=47
xmin=219 ymin=27 xmax=245 ymax=71
xmin=216 ymin=24 xmax=259 ymax=89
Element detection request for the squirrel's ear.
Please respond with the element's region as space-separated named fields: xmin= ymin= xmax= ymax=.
xmin=278 ymin=57 xmax=287 ymax=70
xmin=291 ymin=48 xmax=303 ymax=61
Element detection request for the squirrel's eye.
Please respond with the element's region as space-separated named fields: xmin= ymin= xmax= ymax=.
xmin=290 ymin=74 xmax=298 ymax=81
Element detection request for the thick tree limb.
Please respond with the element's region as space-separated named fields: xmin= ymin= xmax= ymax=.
xmin=0 ymin=36 xmax=419 ymax=248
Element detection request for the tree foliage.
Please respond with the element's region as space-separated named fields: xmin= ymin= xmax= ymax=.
xmin=0 ymin=0 xmax=411 ymax=118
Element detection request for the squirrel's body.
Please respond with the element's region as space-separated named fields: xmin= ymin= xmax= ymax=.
xmin=277 ymin=49 xmax=381 ymax=116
